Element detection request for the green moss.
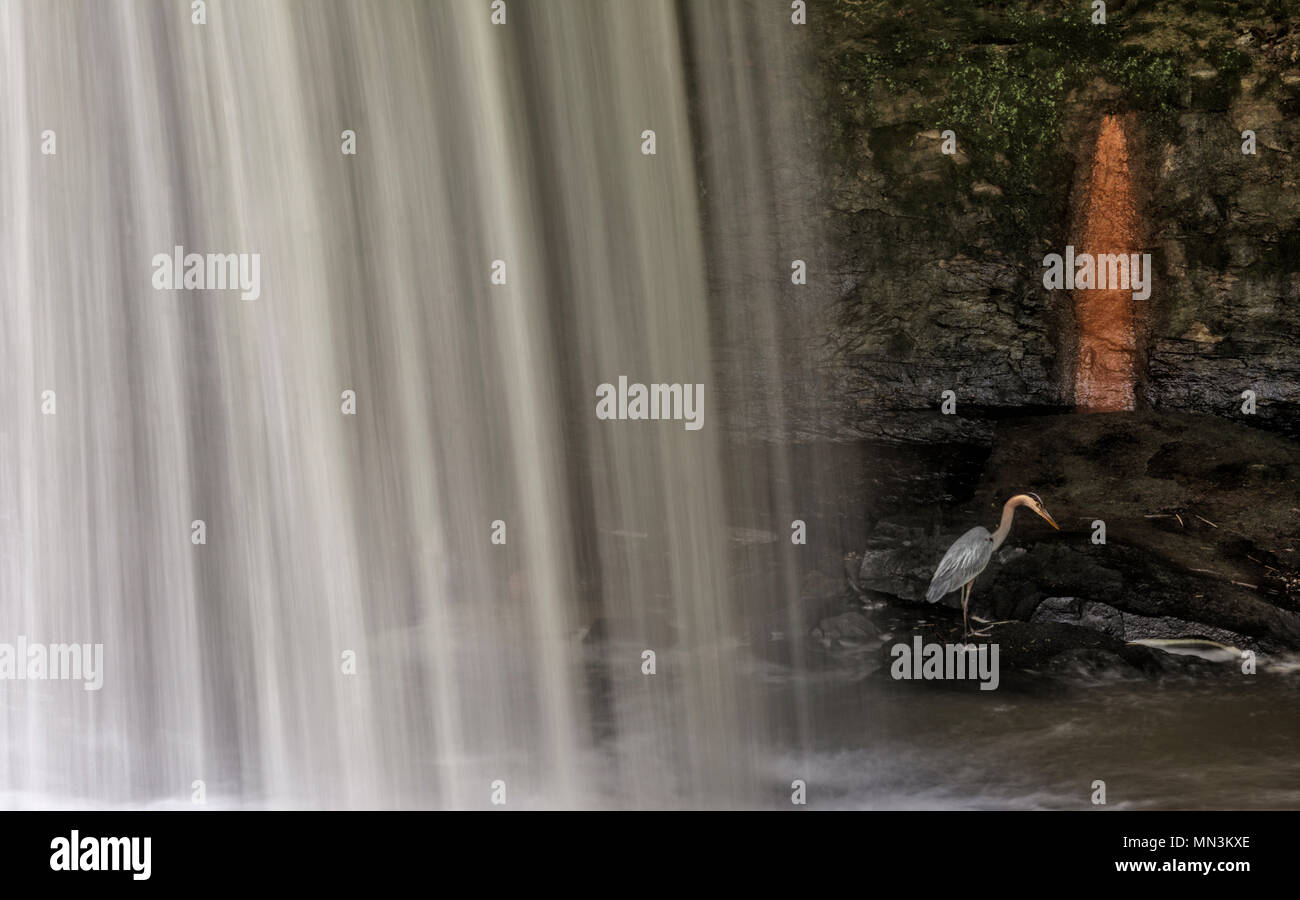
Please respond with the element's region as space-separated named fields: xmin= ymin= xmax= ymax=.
xmin=941 ymin=52 xmax=1071 ymax=194
xmin=815 ymin=0 xmax=1250 ymax=251
xmin=1101 ymin=51 xmax=1183 ymax=124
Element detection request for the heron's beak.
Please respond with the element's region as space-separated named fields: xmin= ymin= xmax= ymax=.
xmin=1039 ymin=509 xmax=1060 ymax=530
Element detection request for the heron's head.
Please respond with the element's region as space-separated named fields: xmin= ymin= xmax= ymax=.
xmin=1023 ymin=492 xmax=1060 ymax=530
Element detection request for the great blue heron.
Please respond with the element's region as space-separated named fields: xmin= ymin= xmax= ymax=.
xmin=926 ymin=493 xmax=1059 ymax=640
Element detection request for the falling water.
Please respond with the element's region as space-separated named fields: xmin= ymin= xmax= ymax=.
xmin=0 ymin=0 xmax=835 ymax=809
xmin=10 ymin=2 xmax=1300 ymax=814
xmin=1072 ymin=114 xmax=1140 ymax=411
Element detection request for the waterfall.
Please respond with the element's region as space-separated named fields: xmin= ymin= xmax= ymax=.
xmin=0 ymin=1 xmax=829 ymax=808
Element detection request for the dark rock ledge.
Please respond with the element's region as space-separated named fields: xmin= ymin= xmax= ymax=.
xmin=814 ymin=410 xmax=1300 ymax=682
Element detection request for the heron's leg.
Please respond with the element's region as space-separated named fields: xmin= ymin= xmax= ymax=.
xmin=960 ymin=581 xmax=971 ymax=641
xmin=965 ymin=581 xmax=994 ymax=637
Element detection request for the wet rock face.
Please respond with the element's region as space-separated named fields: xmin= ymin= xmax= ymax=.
xmin=811 ymin=610 xmax=879 ymax=651
xmin=807 ymin=5 xmax=1300 ymax=679
xmin=1029 ymin=596 xmax=1252 ymax=648
xmin=830 ymin=98 xmax=1300 ymax=441
xmin=856 ymin=523 xmax=949 ymax=603
xmin=1143 ymin=91 xmax=1300 ymax=436
xmin=819 ymin=7 xmax=1300 ymax=444
xmin=1032 ymin=597 xmax=1126 ymax=639
xmin=1146 ymin=338 xmax=1300 ymax=440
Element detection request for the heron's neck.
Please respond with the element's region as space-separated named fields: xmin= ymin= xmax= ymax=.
xmin=990 ymin=497 xmax=1022 ymax=551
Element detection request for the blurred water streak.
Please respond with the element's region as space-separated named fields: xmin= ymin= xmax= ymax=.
xmin=0 ymin=0 xmax=832 ymax=808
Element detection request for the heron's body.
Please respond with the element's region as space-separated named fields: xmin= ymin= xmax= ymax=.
xmin=925 ymin=493 xmax=1059 ymax=640
xmin=926 ymin=525 xmax=996 ymax=604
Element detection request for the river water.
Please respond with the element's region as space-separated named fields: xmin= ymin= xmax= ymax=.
xmin=2 ymin=1 xmax=1294 ymax=810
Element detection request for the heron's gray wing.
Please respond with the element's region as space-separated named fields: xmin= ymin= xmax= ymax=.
xmin=925 ymin=526 xmax=993 ymax=602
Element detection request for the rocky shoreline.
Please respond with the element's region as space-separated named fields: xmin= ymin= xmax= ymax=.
xmin=778 ymin=409 xmax=1300 ymax=685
